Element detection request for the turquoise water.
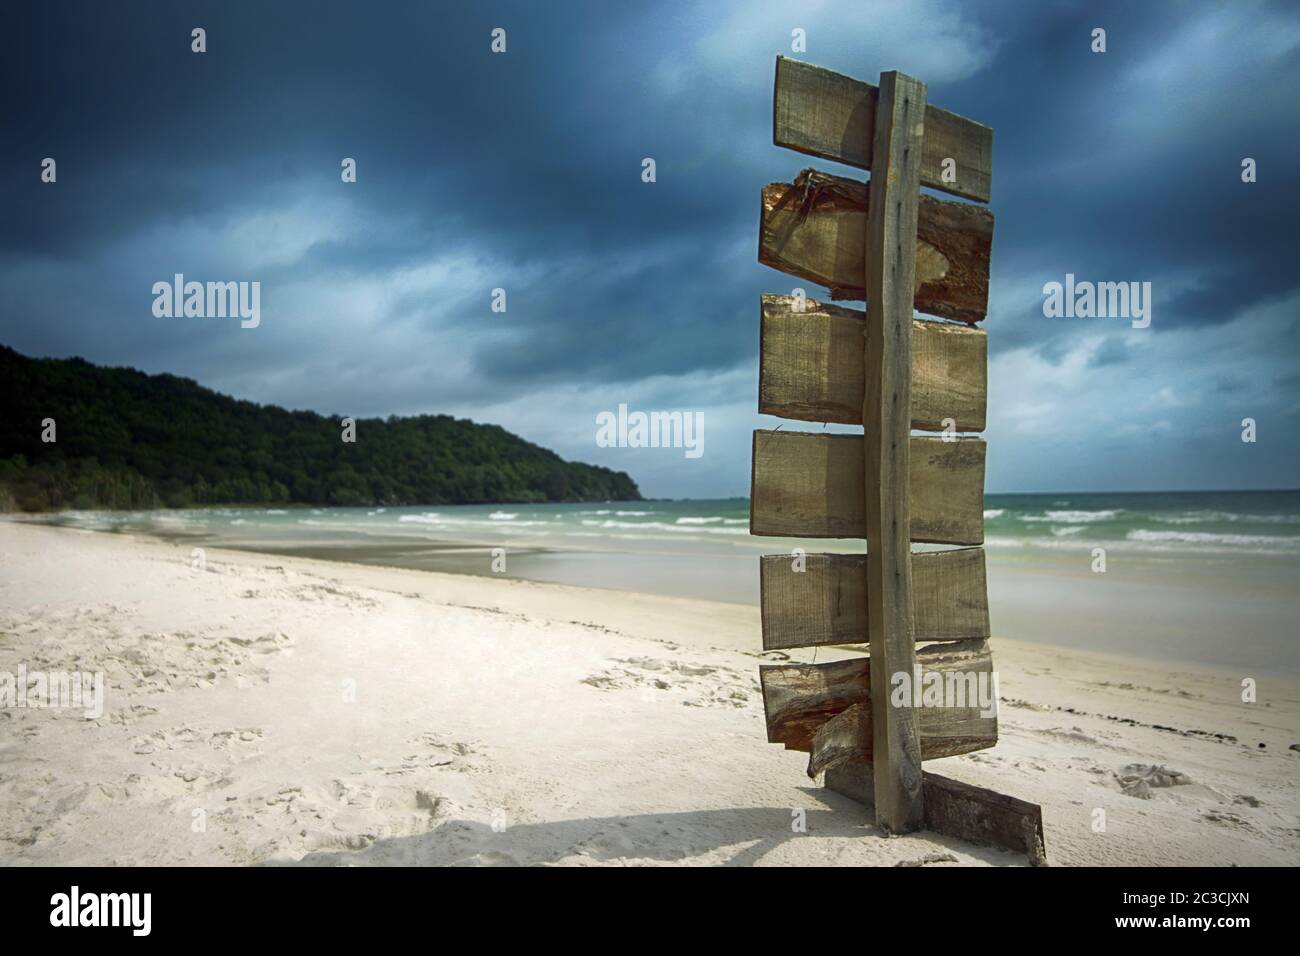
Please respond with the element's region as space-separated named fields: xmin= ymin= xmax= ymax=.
xmin=980 ymin=490 xmax=1300 ymax=555
xmin=31 ymin=489 xmax=1300 ymax=559
xmin=14 ymin=490 xmax=1298 ymax=671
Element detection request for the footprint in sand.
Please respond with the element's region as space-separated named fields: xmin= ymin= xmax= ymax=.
xmin=129 ymin=727 xmax=203 ymax=754
xmin=1115 ymin=763 xmax=1191 ymax=799
xmin=209 ymin=728 xmax=265 ymax=749
xmin=109 ymin=704 xmax=160 ymax=726
xmin=414 ymin=789 xmax=461 ymax=820
xmin=122 ymin=767 xmax=228 ymax=799
xmin=581 ymin=656 xmax=755 ymax=709
xmin=270 ymin=583 xmax=380 ymax=610
xmin=1204 ymin=809 xmax=1254 ymax=830
xmin=80 ymin=625 xmax=298 ymax=696
xmin=228 ymin=631 xmax=295 ymax=653
xmin=127 ymin=725 xmax=264 ymax=756
xmin=240 ymin=776 xmax=463 ymax=861
xmin=388 ymin=732 xmax=479 ymax=774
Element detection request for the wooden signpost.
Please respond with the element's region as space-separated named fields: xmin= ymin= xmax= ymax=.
xmin=752 ymin=57 xmax=1046 ymax=863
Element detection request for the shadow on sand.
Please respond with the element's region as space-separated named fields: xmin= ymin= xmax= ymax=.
xmin=272 ymin=786 xmax=1025 ymax=867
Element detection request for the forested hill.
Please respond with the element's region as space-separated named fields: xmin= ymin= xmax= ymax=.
xmin=0 ymin=346 xmax=641 ymax=511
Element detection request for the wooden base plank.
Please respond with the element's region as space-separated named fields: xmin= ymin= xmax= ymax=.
xmin=824 ymin=763 xmax=1047 ymax=865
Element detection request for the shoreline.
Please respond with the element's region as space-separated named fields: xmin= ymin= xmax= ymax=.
xmin=8 ymin=512 xmax=1296 ymax=677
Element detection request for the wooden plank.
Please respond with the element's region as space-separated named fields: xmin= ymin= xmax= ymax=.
xmin=823 ymin=764 xmax=1047 ymax=865
xmin=749 ymin=429 xmax=985 ymax=544
xmin=750 ymin=429 xmax=864 ymax=538
xmin=911 ymin=436 xmax=987 ymax=546
xmin=808 ymin=689 xmax=998 ymax=775
xmin=913 ymin=312 xmax=987 ymax=433
xmin=760 ymin=657 xmax=871 ymax=752
xmin=912 ymin=548 xmax=990 ymax=642
xmin=804 ymin=681 xmax=996 ymax=770
xmin=759 ymin=548 xmax=989 ymax=650
xmin=772 ymin=56 xmax=993 ymax=203
xmin=759 ymin=170 xmax=994 ymax=324
xmin=862 ymin=70 xmax=927 ymax=833
xmin=758 ymin=294 xmax=986 ymax=431
xmin=808 ymin=703 xmax=874 ymax=778
xmin=925 ymin=773 xmax=1047 ymax=866
xmin=759 ymin=638 xmax=997 ymax=754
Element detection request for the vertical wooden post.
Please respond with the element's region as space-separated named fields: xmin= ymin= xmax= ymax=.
xmin=863 ymin=70 xmax=927 ymax=833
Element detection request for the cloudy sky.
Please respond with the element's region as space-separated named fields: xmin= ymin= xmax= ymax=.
xmin=4 ymin=0 xmax=1298 ymax=498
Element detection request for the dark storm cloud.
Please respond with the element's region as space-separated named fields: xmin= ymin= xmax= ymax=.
xmin=2 ymin=0 xmax=1298 ymax=495
xmin=3 ymin=0 xmax=764 ymax=384
xmin=1087 ymin=337 xmax=1132 ymax=369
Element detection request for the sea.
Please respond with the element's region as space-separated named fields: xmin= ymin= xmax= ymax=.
xmin=29 ymin=489 xmax=1300 ymax=605
xmin=14 ymin=489 xmax=1300 ymax=672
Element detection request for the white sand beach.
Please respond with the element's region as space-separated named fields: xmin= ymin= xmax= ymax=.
xmin=1 ymin=521 xmax=1297 ymax=866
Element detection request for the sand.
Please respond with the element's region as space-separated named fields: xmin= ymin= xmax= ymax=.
xmin=1 ymin=521 xmax=1296 ymax=866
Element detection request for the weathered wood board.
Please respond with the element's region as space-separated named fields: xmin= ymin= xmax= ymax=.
xmin=758 ymin=638 xmax=996 ymax=755
xmin=809 ymin=703 xmax=875 ymax=776
xmin=773 ymin=57 xmax=993 ymax=203
xmin=861 ymin=69 xmax=928 ymax=832
xmin=823 ymin=764 xmax=1047 ymax=865
xmin=910 ymin=437 xmax=986 ymax=545
xmin=759 ymin=294 xmax=987 ymax=431
xmin=760 ymin=547 xmax=989 ymax=650
xmin=760 ymin=656 xmax=871 ymax=753
xmin=808 ymin=699 xmax=997 ymax=778
xmin=759 ymin=169 xmax=994 ymax=324
xmin=749 ymin=429 xmax=985 ymax=544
